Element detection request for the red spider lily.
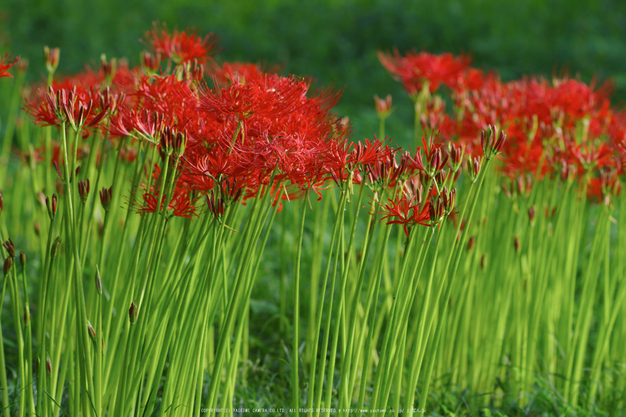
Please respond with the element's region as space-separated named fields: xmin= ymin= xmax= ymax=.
xmin=608 ymin=110 xmax=626 ymax=166
xmin=0 ymin=54 xmax=19 ymax=78
xmin=108 ymin=74 xmax=202 ymax=142
xmin=131 ymin=74 xmax=199 ymax=117
xmin=133 ymin=182 xmax=199 ymax=220
xmin=143 ymin=22 xmax=217 ymax=65
xmin=209 ymin=61 xmax=280 ymax=85
xmin=108 ymin=108 xmax=165 ymax=141
xmin=348 ymin=137 xmax=394 ymax=168
xmin=407 ymin=130 xmax=448 ymax=178
xmin=565 ymin=139 xmax=615 ymax=171
xmin=380 ymin=194 xmax=433 ymax=237
xmin=24 ymin=86 xmax=109 ymax=131
xmin=378 ymin=49 xmax=471 ymax=95
xmin=183 ymin=72 xmax=346 ymax=197
xmin=196 ymin=74 xmax=309 ymax=123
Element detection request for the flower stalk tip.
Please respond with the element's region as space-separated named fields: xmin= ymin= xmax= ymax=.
xmin=44 ymin=46 xmax=60 ymax=74
xmin=3 ymin=257 xmax=12 ymax=276
xmin=51 ymin=236 xmax=61 ymax=260
xmin=100 ymin=186 xmax=113 ymax=211
xmin=95 ymin=266 xmax=102 ymax=295
xmin=88 ymin=321 xmax=97 ymax=344
xmin=129 ymin=302 xmax=138 ymax=325
xmin=46 ymin=194 xmax=58 ymax=221
xmin=2 ymin=238 xmax=15 ymax=258
xmin=78 ymin=179 xmax=90 ymax=204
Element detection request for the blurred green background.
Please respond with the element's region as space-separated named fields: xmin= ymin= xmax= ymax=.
xmin=2 ymin=0 xmax=626 ymax=147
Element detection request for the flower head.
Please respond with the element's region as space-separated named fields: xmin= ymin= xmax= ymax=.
xmin=143 ymin=22 xmax=217 ymax=65
xmin=0 ymin=54 xmax=19 ymax=78
xmin=378 ymin=49 xmax=471 ymax=95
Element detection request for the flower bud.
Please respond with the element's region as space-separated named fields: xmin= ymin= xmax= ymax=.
xmin=78 ymin=179 xmax=90 ymax=204
xmin=3 ymin=257 xmax=12 ymax=276
xmin=24 ymin=306 xmax=30 ymax=324
xmin=100 ymin=186 xmax=113 ymax=211
xmin=100 ymin=54 xmax=117 ymax=84
xmin=17 ymin=57 xmax=28 ymax=74
xmin=528 ymin=206 xmax=536 ymax=224
xmin=481 ymin=125 xmax=506 ymax=160
xmin=46 ymin=194 xmax=58 ymax=221
xmin=513 ymin=236 xmax=520 ymax=253
xmin=467 ymin=236 xmax=476 ymax=251
xmin=51 ymin=236 xmax=61 ymax=260
xmin=466 ymin=156 xmax=481 ymax=183
xmin=19 ymin=251 xmax=26 ymax=269
xmin=2 ymin=238 xmax=15 ymax=258
xmin=46 ymin=357 xmax=52 ymax=374
xmin=141 ymin=51 xmax=161 ymax=75
xmin=449 ymin=144 xmax=464 ymax=172
xmin=44 ymin=46 xmax=60 ymax=74
xmin=88 ymin=321 xmax=96 ymax=343
xmin=95 ymin=266 xmax=102 ymax=296
xmin=374 ymin=94 xmax=394 ymax=119
xmin=129 ymin=302 xmax=137 ymax=325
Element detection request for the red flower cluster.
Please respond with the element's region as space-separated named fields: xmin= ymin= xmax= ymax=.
xmin=380 ymin=50 xmax=625 ymax=202
xmin=19 ymin=22 xmax=474 ymax=231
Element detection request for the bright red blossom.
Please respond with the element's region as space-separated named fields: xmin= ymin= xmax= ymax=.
xmin=144 ymin=23 xmax=217 ymax=65
xmin=0 ymin=54 xmax=19 ymax=78
xmin=378 ymin=50 xmax=471 ymax=95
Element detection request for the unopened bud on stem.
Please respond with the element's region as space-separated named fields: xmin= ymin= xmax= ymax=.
xmin=129 ymin=302 xmax=137 ymax=325
xmin=95 ymin=265 xmax=102 ymax=295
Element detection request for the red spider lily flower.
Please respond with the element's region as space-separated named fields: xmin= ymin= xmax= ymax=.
xmin=108 ymin=73 xmax=201 ymax=142
xmin=143 ymin=22 xmax=217 ymax=65
xmin=378 ymin=49 xmax=471 ymax=95
xmin=380 ymin=194 xmax=433 ymax=237
xmin=566 ymin=140 xmax=614 ymax=172
xmin=0 ymin=54 xmax=19 ymax=78
xmin=138 ymin=186 xmax=199 ymax=219
xmin=24 ymin=86 xmax=108 ymax=131
xmin=209 ymin=61 xmax=280 ymax=85
xmin=362 ymin=149 xmax=408 ymax=189
xmin=348 ymin=137 xmax=394 ymax=168
xmin=109 ymin=108 xmax=165 ymax=141
xmin=608 ymin=110 xmax=626 ymax=164
xmin=196 ymin=74 xmax=308 ymax=123
xmin=130 ymin=74 xmax=199 ymax=117
xmin=408 ymin=130 xmax=448 ymax=177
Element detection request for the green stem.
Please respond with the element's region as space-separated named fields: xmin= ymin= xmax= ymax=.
xmin=292 ymin=194 xmax=308 ymax=415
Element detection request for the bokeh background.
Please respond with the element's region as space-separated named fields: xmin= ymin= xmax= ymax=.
xmin=2 ymin=0 xmax=626 ymax=147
